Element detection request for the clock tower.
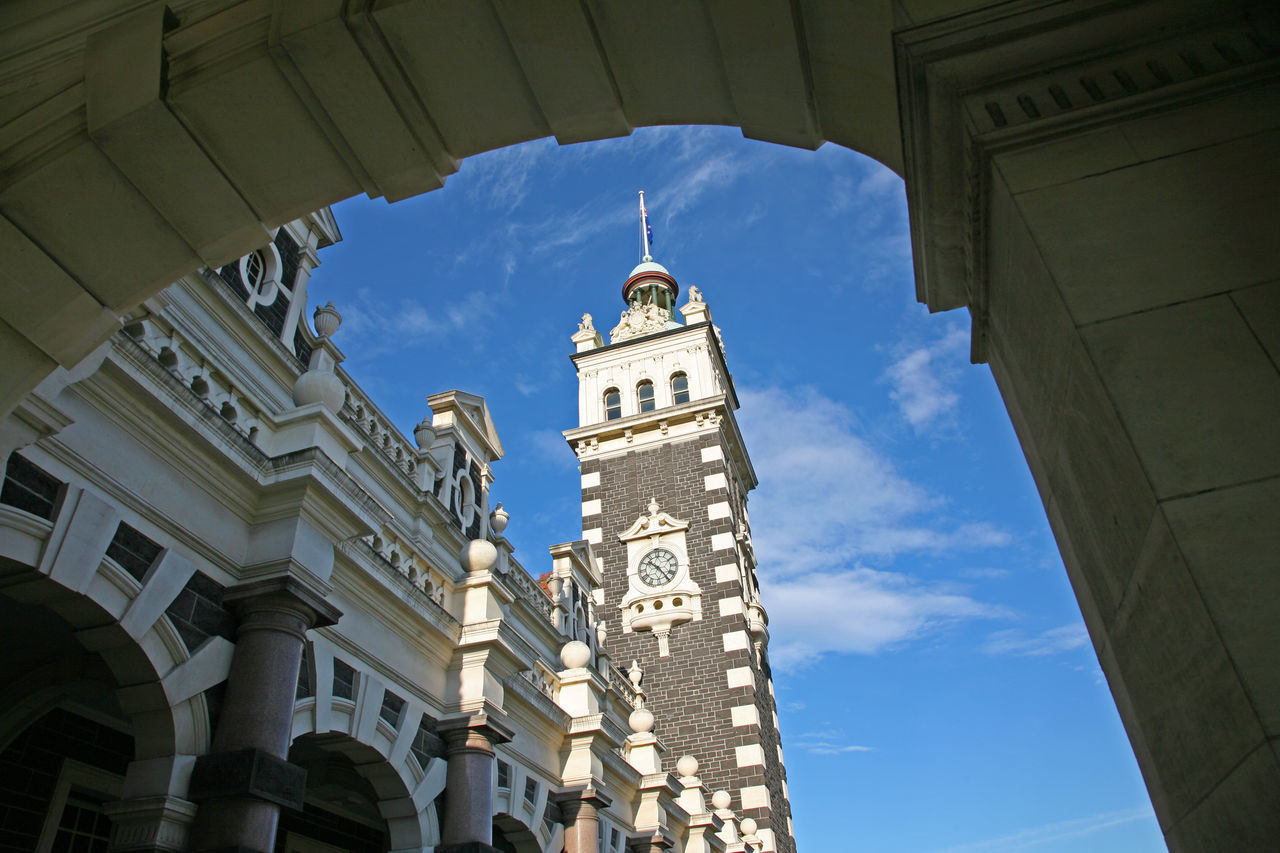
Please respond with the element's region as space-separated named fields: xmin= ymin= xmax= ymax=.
xmin=564 ymin=243 xmax=796 ymax=852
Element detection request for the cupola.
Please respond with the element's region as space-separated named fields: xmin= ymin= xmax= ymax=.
xmin=622 ymin=261 xmax=679 ymax=315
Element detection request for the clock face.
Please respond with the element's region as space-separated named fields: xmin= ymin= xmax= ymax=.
xmin=637 ymin=548 xmax=679 ymax=587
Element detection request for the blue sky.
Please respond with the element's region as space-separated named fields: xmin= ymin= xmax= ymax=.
xmin=306 ymin=126 xmax=1164 ymax=852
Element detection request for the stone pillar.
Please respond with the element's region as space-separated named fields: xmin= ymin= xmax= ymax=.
xmin=554 ymin=789 xmax=613 ymax=853
xmin=187 ymin=577 xmax=340 ymax=853
xmin=436 ymin=712 xmax=513 ymax=853
xmin=896 ymin=3 xmax=1280 ymax=848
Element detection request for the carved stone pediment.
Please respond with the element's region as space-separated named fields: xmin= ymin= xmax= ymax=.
xmin=609 ymin=303 xmax=671 ymax=343
xmin=619 ymin=498 xmax=689 ymax=542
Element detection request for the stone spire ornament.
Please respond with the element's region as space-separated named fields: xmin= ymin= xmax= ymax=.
xmin=292 ymin=302 xmax=346 ymax=413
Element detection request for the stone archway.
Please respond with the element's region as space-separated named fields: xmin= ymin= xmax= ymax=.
xmin=2 ymin=2 xmax=1279 ymax=849
xmin=492 ymin=812 xmax=544 ymax=853
xmin=0 ymin=568 xmax=215 ymax=850
xmin=285 ymin=731 xmax=433 ymax=853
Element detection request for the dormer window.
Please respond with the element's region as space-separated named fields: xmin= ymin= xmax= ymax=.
xmin=456 ymin=473 xmax=476 ymax=527
xmin=243 ymin=251 xmax=265 ymax=292
xmin=637 ymin=381 xmax=655 ymax=413
xmin=604 ymin=389 xmax=622 ymax=421
xmin=671 ymin=372 xmax=689 ymax=404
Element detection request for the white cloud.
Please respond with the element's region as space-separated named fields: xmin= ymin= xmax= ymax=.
xmin=333 ymin=283 xmax=500 ymax=361
xmin=765 ymin=568 xmax=1007 ymax=666
xmin=736 ymin=385 xmax=1013 ymax=665
xmin=960 ymin=568 xmax=1012 ymax=580
xmin=791 ymin=728 xmax=876 ymax=756
xmin=737 ymin=386 xmax=1009 ymax=577
xmin=884 ymin=323 xmax=970 ymax=432
xmin=933 ymin=807 xmax=1155 ymax=853
xmin=981 ymin=623 xmax=1090 ymax=657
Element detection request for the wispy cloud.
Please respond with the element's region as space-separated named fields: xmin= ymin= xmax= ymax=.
xmin=525 ymin=428 xmax=576 ymax=469
xmin=982 ymin=623 xmax=1090 ymax=657
xmin=961 ymin=568 xmax=1012 ymax=580
xmin=736 ymin=384 xmax=1012 ymax=665
xmin=884 ymin=323 xmax=970 ymax=432
xmin=791 ymin=728 xmax=876 ymax=756
xmin=765 ymin=568 xmax=1008 ymax=666
xmin=932 ymin=807 xmax=1155 ymax=852
xmin=738 ymin=385 xmax=1009 ymax=577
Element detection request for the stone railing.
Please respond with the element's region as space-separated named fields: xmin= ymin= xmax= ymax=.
xmin=349 ymin=536 xmax=456 ymax=625
xmin=607 ymin=664 xmax=642 ymax=709
xmin=340 ymin=382 xmax=424 ymax=487
xmin=118 ymin=312 xmax=270 ymax=449
xmin=499 ymin=562 xmax=555 ymax=623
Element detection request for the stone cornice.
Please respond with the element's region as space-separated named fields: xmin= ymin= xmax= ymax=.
xmin=895 ymin=0 xmax=1275 ymax=360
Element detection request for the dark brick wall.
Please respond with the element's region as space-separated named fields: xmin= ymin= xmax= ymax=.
xmin=581 ymin=428 xmax=794 ymax=853
xmin=0 ymin=709 xmax=133 ymax=853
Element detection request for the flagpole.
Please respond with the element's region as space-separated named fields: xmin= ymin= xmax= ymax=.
xmin=639 ymin=190 xmax=652 ymax=262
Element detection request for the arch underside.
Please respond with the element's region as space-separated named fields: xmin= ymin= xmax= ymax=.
xmin=1 ymin=1 xmax=1279 ymax=850
xmin=0 ymin=0 xmax=907 ymax=410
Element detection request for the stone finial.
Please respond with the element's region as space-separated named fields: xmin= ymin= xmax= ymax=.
xmin=680 ymin=287 xmax=712 ymax=325
xmin=628 ymin=706 xmax=655 ymax=734
xmin=459 ymin=539 xmax=498 ymax=573
xmin=595 ymin=620 xmax=607 ymax=646
xmin=292 ymin=302 xmax=346 ymax=413
xmin=628 ymin=659 xmax=643 ymax=687
xmin=560 ymin=640 xmax=592 ymax=670
xmin=676 ymin=755 xmax=708 ymax=815
xmin=647 ymin=497 xmax=660 ymax=516
xmin=712 ymin=790 xmax=740 ymax=845
xmin=313 ymin=301 xmax=342 ymax=338
xmin=413 ymin=417 xmax=436 ymax=448
xmin=489 ymin=502 xmax=509 ymax=535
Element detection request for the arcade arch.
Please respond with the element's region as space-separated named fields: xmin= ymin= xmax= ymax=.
xmin=1 ymin=1 xmax=1277 ymax=849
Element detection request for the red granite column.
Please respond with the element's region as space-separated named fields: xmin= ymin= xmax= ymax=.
xmin=186 ymin=578 xmax=340 ymax=853
xmin=554 ymin=788 xmax=612 ymax=853
xmin=436 ymin=712 xmax=514 ymax=853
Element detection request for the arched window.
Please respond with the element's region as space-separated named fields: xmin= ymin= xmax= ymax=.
xmin=604 ymin=388 xmax=622 ymax=420
xmin=671 ymin=372 xmax=690 ymax=404
xmin=637 ymin=380 xmax=656 ymax=412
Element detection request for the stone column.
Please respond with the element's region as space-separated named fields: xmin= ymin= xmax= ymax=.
xmin=436 ymin=712 xmax=513 ymax=853
xmin=187 ymin=577 xmax=340 ymax=853
xmin=554 ymin=789 xmax=613 ymax=853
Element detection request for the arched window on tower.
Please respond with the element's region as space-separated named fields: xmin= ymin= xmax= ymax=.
xmin=671 ymin=372 xmax=690 ymax=404
xmin=604 ymin=388 xmax=622 ymax=421
xmin=637 ymin=381 xmax=656 ymax=413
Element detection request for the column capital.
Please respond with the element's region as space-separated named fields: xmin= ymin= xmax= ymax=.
xmin=552 ymin=785 xmax=613 ymax=817
xmin=627 ymin=829 xmax=674 ymax=853
xmin=437 ymin=711 xmax=514 ymax=755
xmin=223 ymin=575 xmax=342 ymax=628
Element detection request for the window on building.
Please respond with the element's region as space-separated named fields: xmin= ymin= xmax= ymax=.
xmin=523 ymin=776 xmax=539 ymax=805
xmin=671 ymin=372 xmax=689 ymax=404
xmin=637 ymin=380 xmax=655 ymax=412
xmin=604 ymin=389 xmax=622 ymax=421
xmin=497 ymin=760 xmax=511 ymax=790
